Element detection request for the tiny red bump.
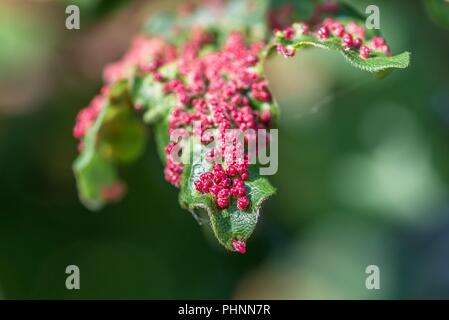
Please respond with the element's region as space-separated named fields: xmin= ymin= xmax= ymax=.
xmin=218 ymin=188 xmax=230 ymax=199
xmin=260 ymin=110 xmax=271 ymax=123
xmin=202 ymin=179 xmax=211 ymax=192
xmin=353 ymin=37 xmax=363 ymax=49
xmin=220 ymin=178 xmax=231 ymax=188
xmin=200 ymin=172 xmax=213 ymax=181
xmin=236 ymin=164 xmax=247 ymax=174
xmin=317 ymin=26 xmax=330 ymax=39
xmin=237 ymin=196 xmax=249 ymax=210
xmin=209 ymin=185 xmax=221 ymax=196
xmin=213 ymin=171 xmax=226 ymax=184
xmin=233 ymin=178 xmax=244 ymax=188
xmin=359 ymin=45 xmax=370 ymax=59
xmin=230 ymin=187 xmax=240 ymax=198
xmin=236 ymin=187 xmax=246 ymax=197
xmin=342 ymin=33 xmax=353 ymax=48
xmin=333 ymin=23 xmax=345 ymax=37
xmin=371 ymin=36 xmax=385 ymax=48
xmin=194 ymin=180 xmax=204 ymax=193
xmin=283 ymin=27 xmax=295 ymax=40
xmin=217 ymin=197 xmax=229 ymax=209
xmin=226 ymin=165 xmax=237 ymax=177
xmin=276 ymin=45 xmax=296 ymax=58
xmin=380 ymin=44 xmax=390 ymax=55
xmin=231 ymin=239 xmax=246 ymax=254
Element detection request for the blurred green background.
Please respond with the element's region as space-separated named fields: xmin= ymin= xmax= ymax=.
xmin=1 ymin=0 xmax=449 ymax=299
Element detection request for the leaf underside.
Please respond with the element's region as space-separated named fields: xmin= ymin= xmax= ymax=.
xmin=73 ymin=82 xmax=146 ymax=210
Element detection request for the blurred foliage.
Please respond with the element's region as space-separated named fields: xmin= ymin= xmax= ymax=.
xmin=62 ymin=0 xmax=132 ymax=19
xmin=144 ymin=0 xmax=269 ymax=42
xmin=0 ymin=0 xmax=449 ymax=299
xmin=425 ymin=0 xmax=449 ymax=30
xmin=0 ymin=5 xmax=54 ymax=76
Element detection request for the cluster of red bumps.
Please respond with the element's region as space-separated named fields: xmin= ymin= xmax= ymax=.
xmin=195 ymin=163 xmax=250 ymax=210
xmin=276 ymin=18 xmax=391 ymax=60
xmin=73 ymin=29 xmax=272 ymax=215
xmin=155 ymin=30 xmax=272 ymax=212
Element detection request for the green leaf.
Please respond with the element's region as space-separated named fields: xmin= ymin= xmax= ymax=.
xmin=179 ymin=158 xmax=275 ymax=251
xmin=266 ymin=1 xmax=410 ymax=77
xmin=97 ymin=103 xmax=146 ymax=163
xmin=73 ymin=151 xmax=119 ymax=211
xmin=425 ymin=0 xmax=449 ymax=29
xmin=73 ymin=81 xmax=146 ymax=210
xmin=266 ymin=0 xmax=372 ymax=33
xmin=269 ymin=35 xmax=410 ymax=75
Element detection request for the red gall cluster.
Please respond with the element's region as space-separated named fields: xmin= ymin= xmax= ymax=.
xmin=195 ymin=163 xmax=250 ymax=210
xmin=73 ymin=28 xmax=273 ymax=214
xmin=231 ymin=239 xmax=246 ymax=254
xmin=276 ymin=18 xmax=391 ymax=60
xmin=148 ymin=30 xmax=271 ymax=212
